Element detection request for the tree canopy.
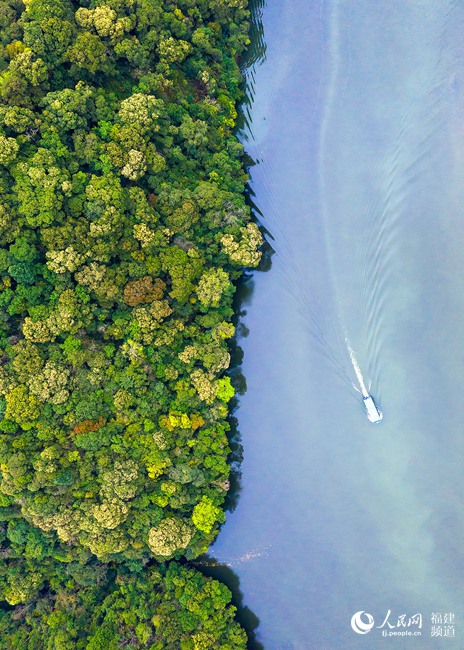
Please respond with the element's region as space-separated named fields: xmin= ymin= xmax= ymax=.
xmin=0 ymin=0 xmax=260 ymax=646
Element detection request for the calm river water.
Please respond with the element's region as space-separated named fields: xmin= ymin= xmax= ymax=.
xmin=211 ymin=1 xmax=464 ymax=648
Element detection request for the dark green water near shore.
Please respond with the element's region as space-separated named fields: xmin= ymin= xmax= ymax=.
xmin=211 ymin=1 xmax=464 ymax=648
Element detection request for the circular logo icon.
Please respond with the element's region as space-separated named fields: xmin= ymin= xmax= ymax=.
xmin=351 ymin=611 xmax=375 ymax=635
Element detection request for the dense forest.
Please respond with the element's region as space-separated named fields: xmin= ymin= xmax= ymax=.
xmin=0 ymin=0 xmax=261 ymax=646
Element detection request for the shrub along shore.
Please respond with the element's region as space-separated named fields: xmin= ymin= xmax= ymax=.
xmin=0 ymin=0 xmax=260 ymax=646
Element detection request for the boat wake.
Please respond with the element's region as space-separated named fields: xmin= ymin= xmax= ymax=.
xmin=345 ymin=338 xmax=369 ymax=397
xmin=346 ymin=338 xmax=383 ymax=423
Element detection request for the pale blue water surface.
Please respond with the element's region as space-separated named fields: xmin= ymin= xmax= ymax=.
xmin=211 ymin=1 xmax=464 ymax=648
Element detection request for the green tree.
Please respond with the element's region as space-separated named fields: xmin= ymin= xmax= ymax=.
xmin=192 ymin=496 xmax=225 ymax=534
xmin=147 ymin=517 xmax=194 ymax=558
xmin=196 ymin=267 xmax=232 ymax=308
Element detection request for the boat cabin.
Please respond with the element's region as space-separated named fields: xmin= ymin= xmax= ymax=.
xmin=363 ymin=395 xmax=383 ymax=423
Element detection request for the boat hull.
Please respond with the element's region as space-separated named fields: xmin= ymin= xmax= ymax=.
xmin=363 ymin=395 xmax=383 ymax=423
